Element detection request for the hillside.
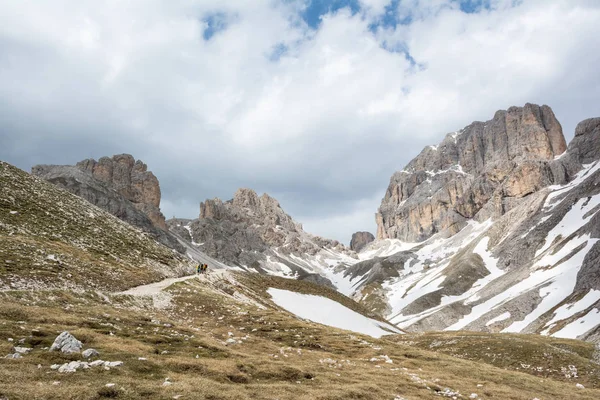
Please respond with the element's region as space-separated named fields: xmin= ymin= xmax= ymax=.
xmin=0 ymin=161 xmax=190 ymax=291
xmin=2 ymin=158 xmax=600 ymax=398
xmin=168 ymin=188 xmax=358 ymax=289
xmin=343 ymin=107 xmax=600 ymax=342
xmin=32 ymin=155 xmax=184 ymax=253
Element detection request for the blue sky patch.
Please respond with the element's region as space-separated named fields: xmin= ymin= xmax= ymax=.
xmin=301 ymin=0 xmax=361 ymax=29
xmin=202 ymin=12 xmax=229 ymax=40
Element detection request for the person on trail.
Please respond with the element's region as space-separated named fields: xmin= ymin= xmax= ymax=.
xmin=196 ymin=264 xmax=202 ymax=274
xmin=203 ymin=264 xmax=209 ymax=274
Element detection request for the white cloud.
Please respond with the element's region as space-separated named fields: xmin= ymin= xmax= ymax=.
xmin=1 ymin=0 xmax=599 ymax=244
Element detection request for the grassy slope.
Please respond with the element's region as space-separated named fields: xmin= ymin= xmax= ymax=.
xmin=0 ymin=161 xmax=189 ymax=291
xmin=0 ymin=273 xmax=599 ymax=399
xmin=1 ymin=160 xmax=600 ymax=399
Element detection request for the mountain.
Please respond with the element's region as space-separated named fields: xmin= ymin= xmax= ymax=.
xmin=167 ymin=188 xmax=358 ymax=289
xmin=1 ymin=160 xmax=600 ymax=399
xmin=350 ymin=231 xmax=375 ymax=252
xmin=376 ymin=103 xmax=568 ymax=242
xmin=32 ymin=154 xmax=184 ymax=253
xmin=0 ymin=160 xmax=190 ymax=291
xmin=345 ymin=105 xmax=600 ymax=342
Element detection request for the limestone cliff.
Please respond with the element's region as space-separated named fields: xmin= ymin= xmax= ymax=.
xmin=32 ymin=155 xmax=182 ymax=252
xmin=376 ymin=103 xmax=568 ymax=242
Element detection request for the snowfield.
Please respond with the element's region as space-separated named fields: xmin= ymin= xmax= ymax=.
xmin=267 ymin=288 xmax=403 ymax=338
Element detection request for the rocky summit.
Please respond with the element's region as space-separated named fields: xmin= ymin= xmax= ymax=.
xmin=350 ymin=231 xmax=375 ymax=252
xmin=168 ymin=188 xmax=356 ymax=286
xmin=376 ymin=104 xmax=568 ymax=242
xmin=339 ymin=105 xmax=600 ymax=344
xmin=32 ymin=154 xmax=184 ymax=252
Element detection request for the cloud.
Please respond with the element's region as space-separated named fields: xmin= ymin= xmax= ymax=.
xmin=0 ymin=0 xmax=599 ymax=244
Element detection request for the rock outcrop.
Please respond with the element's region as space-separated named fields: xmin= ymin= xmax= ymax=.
xmin=376 ymin=104 xmax=568 ymax=242
xmin=32 ymin=155 xmax=184 ymax=252
xmin=168 ymin=188 xmax=353 ymax=281
xmin=75 ymin=154 xmax=165 ymax=229
xmin=350 ymin=231 xmax=375 ymax=252
xmin=350 ymin=105 xmax=600 ymax=342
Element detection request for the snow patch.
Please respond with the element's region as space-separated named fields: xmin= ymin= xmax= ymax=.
xmin=267 ymin=288 xmax=402 ymax=338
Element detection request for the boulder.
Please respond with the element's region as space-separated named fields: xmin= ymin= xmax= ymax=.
xmin=82 ymin=348 xmax=99 ymax=359
xmin=49 ymin=331 xmax=82 ymax=354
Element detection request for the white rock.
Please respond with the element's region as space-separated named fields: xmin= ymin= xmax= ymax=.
xmin=89 ymin=360 xmax=105 ymax=367
xmin=105 ymin=383 xmax=116 ymax=388
xmin=50 ymin=364 xmax=60 ymax=370
xmin=49 ymin=332 xmax=82 ymax=354
xmin=14 ymin=346 xmax=32 ymax=354
xmin=576 ymin=383 xmax=585 ymax=389
xmin=470 ymin=394 xmax=479 ymax=399
xmin=138 ymin=357 xmax=147 ymax=361
xmin=58 ymin=361 xmax=81 ymax=373
xmin=163 ymin=381 xmax=173 ymax=386
xmin=4 ymin=353 xmax=22 ymax=359
xmin=82 ymin=348 xmax=99 ymax=359
xmin=104 ymin=361 xmax=123 ymax=368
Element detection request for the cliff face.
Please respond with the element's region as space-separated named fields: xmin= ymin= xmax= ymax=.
xmin=75 ymin=154 xmax=166 ymax=230
xmin=348 ymin=108 xmax=600 ymax=342
xmin=376 ymin=103 xmax=568 ymax=242
xmin=32 ymin=154 xmax=182 ymax=252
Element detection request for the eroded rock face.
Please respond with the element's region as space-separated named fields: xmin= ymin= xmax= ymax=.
xmin=32 ymin=155 xmax=184 ymax=252
xmin=352 ymin=108 xmax=600 ymax=341
xmin=376 ymin=104 xmax=568 ymax=242
xmin=350 ymin=232 xmax=375 ymax=252
xmin=75 ymin=154 xmax=165 ymax=229
xmin=170 ymin=188 xmax=350 ymax=270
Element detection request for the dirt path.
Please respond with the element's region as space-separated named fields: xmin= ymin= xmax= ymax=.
xmin=118 ymin=269 xmax=229 ymax=297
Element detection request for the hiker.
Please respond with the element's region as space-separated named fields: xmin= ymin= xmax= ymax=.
xmin=203 ymin=264 xmax=209 ymax=274
xmin=196 ymin=264 xmax=202 ymax=274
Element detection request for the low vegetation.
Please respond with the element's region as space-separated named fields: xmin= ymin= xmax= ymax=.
xmin=1 ymin=273 xmax=599 ymax=399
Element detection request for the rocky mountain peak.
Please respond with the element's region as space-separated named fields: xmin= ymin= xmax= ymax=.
xmin=74 ymin=154 xmax=165 ymax=229
xmin=569 ymin=117 xmax=600 ymax=164
xmin=174 ymin=188 xmax=352 ymax=272
xmin=350 ymin=231 xmax=375 ymax=252
xmin=31 ymin=154 xmax=183 ymax=251
xmin=376 ymin=104 xmax=569 ymax=242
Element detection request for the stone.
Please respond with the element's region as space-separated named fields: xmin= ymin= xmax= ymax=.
xmin=89 ymin=360 xmax=105 ymax=367
xmin=49 ymin=332 xmax=82 ymax=354
xmin=82 ymin=348 xmax=99 ymax=359
xmin=4 ymin=353 xmax=22 ymax=359
xmin=376 ymin=103 xmax=568 ymax=242
xmin=104 ymin=361 xmax=123 ymax=367
xmin=13 ymin=346 xmax=32 ymax=354
xmin=58 ymin=361 xmax=82 ymax=373
xmin=350 ymin=231 xmax=375 ymax=252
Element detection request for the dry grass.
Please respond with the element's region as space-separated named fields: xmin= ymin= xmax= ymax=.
xmin=1 ymin=276 xmax=599 ymax=400
xmin=0 ymin=161 xmax=189 ymax=292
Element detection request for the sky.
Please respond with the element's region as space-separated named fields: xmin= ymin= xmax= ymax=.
xmin=1 ymin=0 xmax=599 ymax=244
